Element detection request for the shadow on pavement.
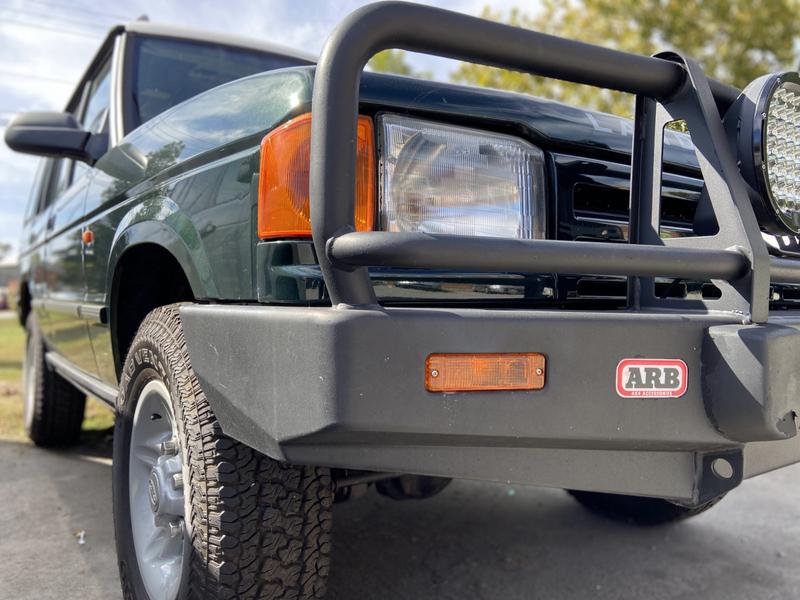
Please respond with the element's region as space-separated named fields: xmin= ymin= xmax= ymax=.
xmin=0 ymin=438 xmax=120 ymax=600
xmin=74 ymin=426 xmax=114 ymax=460
xmin=1 ymin=434 xmax=799 ymax=600
xmin=327 ymin=469 xmax=800 ymax=600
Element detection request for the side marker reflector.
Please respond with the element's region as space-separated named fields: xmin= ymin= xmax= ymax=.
xmin=425 ymin=353 xmax=546 ymax=392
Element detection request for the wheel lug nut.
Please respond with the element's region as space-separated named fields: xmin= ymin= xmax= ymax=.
xmin=168 ymin=519 xmax=183 ymax=538
xmin=172 ymin=473 xmax=184 ymax=490
xmin=160 ymin=439 xmax=178 ymax=456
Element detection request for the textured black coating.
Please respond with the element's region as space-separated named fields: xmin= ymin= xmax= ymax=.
xmin=328 ymin=231 xmax=749 ymax=281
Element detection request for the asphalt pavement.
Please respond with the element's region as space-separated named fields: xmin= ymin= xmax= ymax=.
xmin=1 ymin=438 xmax=799 ymax=600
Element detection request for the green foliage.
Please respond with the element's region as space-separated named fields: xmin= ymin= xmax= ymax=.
xmin=451 ymin=0 xmax=800 ymax=116
xmin=368 ymin=49 xmax=431 ymax=79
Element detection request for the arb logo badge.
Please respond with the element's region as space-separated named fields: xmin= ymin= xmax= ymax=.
xmin=616 ymin=359 xmax=687 ymax=398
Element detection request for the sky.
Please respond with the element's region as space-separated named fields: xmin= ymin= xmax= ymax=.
xmin=0 ymin=0 xmax=526 ymax=264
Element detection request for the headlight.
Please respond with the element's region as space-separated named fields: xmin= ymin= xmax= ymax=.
xmin=729 ymin=71 xmax=800 ymax=234
xmin=378 ymin=114 xmax=546 ymax=239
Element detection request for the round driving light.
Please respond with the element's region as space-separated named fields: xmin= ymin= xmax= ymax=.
xmin=727 ymin=71 xmax=800 ymax=234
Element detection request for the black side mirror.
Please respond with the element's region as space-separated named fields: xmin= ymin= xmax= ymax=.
xmin=4 ymin=111 xmax=105 ymax=164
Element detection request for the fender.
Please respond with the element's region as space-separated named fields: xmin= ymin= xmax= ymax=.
xmin=106 ymin=195 xmax=219 ymax=301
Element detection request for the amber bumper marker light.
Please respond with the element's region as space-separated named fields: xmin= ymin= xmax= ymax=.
xmin=425 ymin=353 xmax=546 ymax=392
xmin=258 ymin=112 xmax=375 ymax=239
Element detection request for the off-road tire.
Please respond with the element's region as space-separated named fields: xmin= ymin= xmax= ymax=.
xmin=567 ymin=490 xmax=724 ymax=526
xmin=113 ymin=305 xmax=333 ymax=600
xmin=22 ymin=313 xmax=86 ymax=446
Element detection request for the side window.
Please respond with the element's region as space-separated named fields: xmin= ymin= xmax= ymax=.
xmin=49 ymin=159 xmax=72 ymax=201
xmin=73 ymin=60 xmax=113 ymax=184
xmin=24 ymin=159 xmax=50 ymax=220
xmin=81 ymin=61 xmax=112 ymax=134
xmin=40 ymin=159 xmax=69 ymax=211
xmin=33 ymin=59 xmax=112 ymax=213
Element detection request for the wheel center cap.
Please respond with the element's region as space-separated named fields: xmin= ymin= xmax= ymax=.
xmin=147 ymin=471 xmax=161 ymax=514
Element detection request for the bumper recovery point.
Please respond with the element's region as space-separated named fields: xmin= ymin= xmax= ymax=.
xmin=180 ymin=305 xmax=800 ymax=506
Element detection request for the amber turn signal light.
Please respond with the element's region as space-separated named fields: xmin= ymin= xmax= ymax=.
xmin=257 ymin=113 xmax=375 ymax=239
xmin=425 ymin=353 xmax=546 ymax=392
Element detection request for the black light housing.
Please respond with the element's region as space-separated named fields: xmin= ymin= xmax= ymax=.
xmin=725 ymin=71 xmax=800 ymax=234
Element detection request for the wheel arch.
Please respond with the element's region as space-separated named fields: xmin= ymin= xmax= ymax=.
xmin=105 ymin=195 xmax=222 ymax=378
xmin=108 ymin=236 xmax=201 ymax=378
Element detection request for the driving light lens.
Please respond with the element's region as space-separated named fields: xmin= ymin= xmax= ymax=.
xmin=765 ymin=81 xmax=800 ymax=229
xmin=379 ymin=114 xmax=545 ymax=239
xmin=729 ymin=71 xmax=800 ymax=234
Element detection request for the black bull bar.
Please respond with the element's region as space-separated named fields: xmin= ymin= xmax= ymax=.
xmin=308 ymin=0 xmax=800 ymax=323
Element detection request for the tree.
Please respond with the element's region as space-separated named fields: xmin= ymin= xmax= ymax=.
xmin=451 ymin=0 xmax=800 ymax=117
xmin=368 ymin=49 xmax=430 ymax=78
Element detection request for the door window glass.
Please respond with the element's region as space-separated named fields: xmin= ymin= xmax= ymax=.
xmin=44 ymin=159 xmax=72 ymax=207
xmin=24 ymin=159 xmax=50 ymax=219
xmin=82 ymin=61 xmax=112 ymax=134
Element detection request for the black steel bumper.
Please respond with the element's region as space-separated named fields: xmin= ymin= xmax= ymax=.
xmin=185 ymin=3 xmax=800 ymax=505
xmin=181 ymin=304 xmax=800 ymax=506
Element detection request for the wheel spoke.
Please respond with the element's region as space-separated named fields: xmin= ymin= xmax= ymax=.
xmin=129 ymin=378 xmax=185 ymax=600
xmin=132 ymin=443 xmax=159 ymax=467
xmin=142 ymin=526 xmax=170 ymax=563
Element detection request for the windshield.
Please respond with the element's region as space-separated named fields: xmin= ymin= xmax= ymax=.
xmin=130 ymin=35 xmax=309 ymax=128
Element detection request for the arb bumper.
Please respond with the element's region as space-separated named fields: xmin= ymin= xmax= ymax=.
xmin=181 ymin=304 xmax=800 ymax=507
xmin=184 ymin=2 xmax=800 ymax=507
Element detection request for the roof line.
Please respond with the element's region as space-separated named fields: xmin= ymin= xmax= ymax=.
xmin=121 ymin=20 xmax=316 ymax=64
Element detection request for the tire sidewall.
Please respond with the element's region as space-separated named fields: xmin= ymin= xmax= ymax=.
xmin=113 ymin=333 xmax=191 ymax=600
xmin=22 ymin=314 xmax=40 ymax=436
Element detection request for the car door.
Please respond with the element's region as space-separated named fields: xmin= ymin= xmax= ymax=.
xmin=41 ymin=157 xmax=94 ymax=372
xmin=19 ymin=159 xmax=55 ymax=327
xmin=41 ymin=58 xmax=112 ymax=376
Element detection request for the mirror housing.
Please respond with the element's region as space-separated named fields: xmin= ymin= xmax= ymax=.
xmin=4 ymin=111 xmax=105 ymax=164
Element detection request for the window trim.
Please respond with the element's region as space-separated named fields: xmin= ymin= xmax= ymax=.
xmin=120 ymin=31 xmax=139 ymax=137
xmin=62 ymin=28 xmax=123 ymax=116
xmin=78 ymin=51 xmax=113 ymax=132
xmin=109 ymin=32 xmax=126 ymax=147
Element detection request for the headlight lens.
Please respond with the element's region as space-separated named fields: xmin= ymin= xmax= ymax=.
xmin=378 ymin=114 xmax=546 ymax=239
xmin=730 ymin=71 xmax=800 ymax=234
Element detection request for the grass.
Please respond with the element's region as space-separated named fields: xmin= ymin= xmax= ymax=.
xmin=0 ymin=312 xmax=115 ymax=442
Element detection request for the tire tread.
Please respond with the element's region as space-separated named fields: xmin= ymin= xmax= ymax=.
xmin=117 ymin=305 xmax=332 ymax=600
xmin=25 ymin=315 xmax=85 ymax=447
